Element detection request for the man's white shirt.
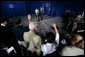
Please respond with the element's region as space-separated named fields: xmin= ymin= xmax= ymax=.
xmin=35 ymin=9 xmax=39 ymax=15
xmin=41 ymin=33 xmax=59 ymax=56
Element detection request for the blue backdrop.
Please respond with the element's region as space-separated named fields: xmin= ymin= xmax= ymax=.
xmin=1 ymin=1 xmax=84 ymax=18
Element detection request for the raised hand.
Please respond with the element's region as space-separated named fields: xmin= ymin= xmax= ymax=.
xmin=28 ymin=14 xmax=31 ymax=21
xmin=52 ymin=23 xmax=58 ymax=34
xmin=52 ymin=23 xmax=56 ymax=28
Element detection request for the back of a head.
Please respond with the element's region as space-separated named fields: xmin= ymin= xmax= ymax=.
xmin=78 ymin=11 xmax=82 ymax=15
xmin=1 ymin=17 xmax=9 ymax=23
xmin=15 ymin=18 xmax=22 ymax=25
xmin=75 ymin=17 xmax=80 ymax=23
xmin=65 ymin=9 xmax=70 ymax=13
xmin=46 ymin=32 xmax=55 ymax=43
xmin=36 ymin=8 xmax=38 ymax=10
xmin=68 ymin=10 xmax=71 ymax=13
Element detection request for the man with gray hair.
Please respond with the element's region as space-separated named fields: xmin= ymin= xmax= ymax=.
xmin=23 ymin=22 xmax=42 ymax=56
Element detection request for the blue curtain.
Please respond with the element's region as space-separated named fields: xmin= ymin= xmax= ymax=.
xmin=1 ymin=1 xmax=27 ymax=18
xmin=1 ymin=1 xmax=84 ymax=18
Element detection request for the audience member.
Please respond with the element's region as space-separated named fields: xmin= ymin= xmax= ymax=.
xmin=41 ymin=23 xmax=59 ymax=56
xmin=76 ymin=11 xmax=84 ymax=20
xmin=1 ymin=9 xmax=84 ymax=56
xmin=1 ymin=17 xmax=22 ymax=56
xmin=63 ymin=9 xmax=74 ymax=28
xmin=12 ymin=18 xmax=29 ymax=47
xmin=67 ymin=16 xmax=75 ymax=33
xmin=60 ymin=34 xmax=84 ymax=56
xmin=71 ymin=34 xmax=84 ymax=49
xmin=23 ymin=22 xmax=42 ymax=56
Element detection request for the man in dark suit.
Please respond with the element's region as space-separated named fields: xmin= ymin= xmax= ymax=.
xmin=0 ymin=17 xmax=22 ymax=56
xmin=12 ymin=18 xmax=29 ymax=48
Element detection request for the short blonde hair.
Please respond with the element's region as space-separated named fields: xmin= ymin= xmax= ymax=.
xmin=72 ymin=34 xmax=84 ymax=49
xmin=72 ymin=34 xmax=83 ymax=43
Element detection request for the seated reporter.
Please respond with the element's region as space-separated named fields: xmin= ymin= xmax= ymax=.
xmin=23 ymin=22 xmax=42 ymax=56
xmin=41 ymin=23 xmax=60 ymax=56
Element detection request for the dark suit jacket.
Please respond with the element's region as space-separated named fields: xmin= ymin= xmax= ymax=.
xmin=0 ymin=25 xmax=22 ymax=56
xmin=12 ymin=25 xmax=29 ymax=41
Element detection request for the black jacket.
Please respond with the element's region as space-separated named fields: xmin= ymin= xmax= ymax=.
xmin=12 ymin=25 xmax=29 ymax=41
xmin=0 ymin=25 xmax=22 ymax=56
